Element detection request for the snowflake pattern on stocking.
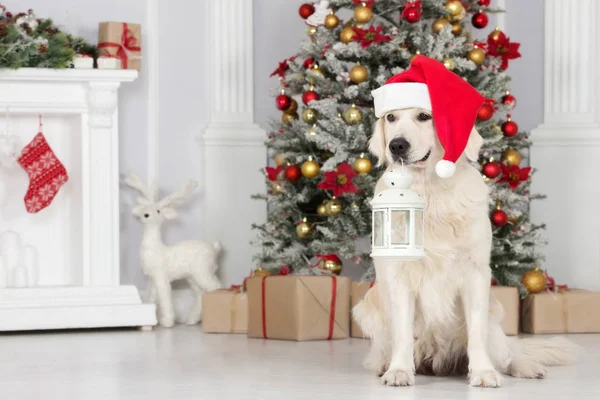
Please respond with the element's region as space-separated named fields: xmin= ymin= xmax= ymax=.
xmin=18 ymin=132 xmax=69 ymax=213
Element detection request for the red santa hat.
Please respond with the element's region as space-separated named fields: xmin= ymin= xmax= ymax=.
xmin=371 ymin=56 xmax=485 ymax=178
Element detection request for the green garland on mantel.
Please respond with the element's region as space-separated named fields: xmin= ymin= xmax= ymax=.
xmin=0 ymin=5 xmax=97 ymax=69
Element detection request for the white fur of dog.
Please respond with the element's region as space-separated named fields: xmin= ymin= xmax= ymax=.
xmin=353 ymin=108 xmax=574 ymax=387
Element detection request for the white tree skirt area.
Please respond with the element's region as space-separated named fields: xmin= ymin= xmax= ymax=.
xmin=0 ymin=326 xmax=597 ymax=400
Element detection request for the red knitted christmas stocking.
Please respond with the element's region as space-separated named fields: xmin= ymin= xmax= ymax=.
xmin=17 ymin=132 xmax=69 ymax=213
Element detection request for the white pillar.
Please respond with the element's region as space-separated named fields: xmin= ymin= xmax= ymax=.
xmin=201 ymin=0 xmax=266 ymax=286
xmin=530 ymin=0 xmax=600 ymax=289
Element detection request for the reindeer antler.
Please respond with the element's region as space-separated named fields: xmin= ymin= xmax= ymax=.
xmin=157 ymin=180 xmax=198 ymax=208
xmin=124 ymin=172 xmax=157 ymax=203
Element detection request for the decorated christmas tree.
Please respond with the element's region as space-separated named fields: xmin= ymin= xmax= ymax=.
xmin=252 ymin=0 xmax=546 ymax=293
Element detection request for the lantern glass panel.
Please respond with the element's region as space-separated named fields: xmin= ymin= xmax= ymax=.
xmin=414 ymin=209 xmax=424 ymax=247
xmin=373 ymin=210 xmax=385 ymax=247
xmin=391 ymin=209 xmax=410 ymax=246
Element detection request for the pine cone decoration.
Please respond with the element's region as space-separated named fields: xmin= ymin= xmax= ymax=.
xmin=45 ymin=27 xmax=57 ymax=36
xmin=39 ymin=44 xmax=48 ymax=54
xmin=0 ymin=22 xmax=8 ymax=37
xmin=20 ymin=22 xmax=32 ymax=35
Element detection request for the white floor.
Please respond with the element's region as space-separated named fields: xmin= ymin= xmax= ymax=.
xmin=0 ymin=326 xmax=597 ymax=400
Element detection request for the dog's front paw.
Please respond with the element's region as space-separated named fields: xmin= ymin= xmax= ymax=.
xmin=159 ymin=314 xmax=175 ymax=328
xmin=380 ymin=368 xmax=415 ymax=387
xmin=469 ymin=369 xmax=503 ymax=388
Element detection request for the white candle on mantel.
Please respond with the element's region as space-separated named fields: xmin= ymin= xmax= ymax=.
xmin=0 ymin=231 xmax=22 ymax=271
xmin=23 ymin=245 xmax=39 ymax=287
xmin=11 ymin=265 xmax=29 ymax=288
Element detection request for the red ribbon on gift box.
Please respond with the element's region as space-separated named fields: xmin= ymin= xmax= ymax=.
xmin=98 ymin=22 xmax=140 ymax=69
xmin=261 ymin=275 xmax=338 ymax=340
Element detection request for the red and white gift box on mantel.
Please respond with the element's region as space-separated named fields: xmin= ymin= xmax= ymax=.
xmin=98 ymin=21 xmax=141 ymax=71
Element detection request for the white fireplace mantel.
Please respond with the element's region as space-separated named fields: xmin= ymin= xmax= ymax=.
xmin=0 ymin=68 xmax=156 ymax=331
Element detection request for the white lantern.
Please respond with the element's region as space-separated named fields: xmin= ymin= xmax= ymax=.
xmin=371 ymin=167 xmax=425 ymax=261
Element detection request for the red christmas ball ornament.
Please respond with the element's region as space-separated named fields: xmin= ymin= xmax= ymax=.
xmin=482 ymin=162 xmax=501 ymax=179
xmin=502 ymin=116 xmax=519 ymax=137
xmin=299 ymin=3 xmax=315 ymax=19
xmin=302 ymin=89 xmax=320 ymax=105
xmin=478 ymin=0 xmax=491 ymax=6
xmin=472 ymin=11 xmax=489 ymax=29
xmin=303 ymin=57 xmax=315 ymax=70
xmin=285 ymin=164 xmax=302 ymax=182
xmin=275 ymin=92 xmax=292 ymax=111
xmin=491 ymin=209 xmax=508 ymax=227
xmin=403 ymin=6 xmax=422 ymax=23
xmin=501 ymin=91 xmax=517 ymax=111
xmin=477 ymin=102 xmax=495 ymax=121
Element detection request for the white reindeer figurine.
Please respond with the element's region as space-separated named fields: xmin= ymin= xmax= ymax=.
xmin=125 ymin=173 xmax=222 ymax=327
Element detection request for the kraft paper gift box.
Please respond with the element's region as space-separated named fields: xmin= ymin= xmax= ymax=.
xmin=98 ymin=22 xmax=141 ymax=71
xmin=351 ymin=281 xmax=375 ymax=338
xmin=521 ymin=290 xmax=600 ymax=334
xmin=491 ymin=286 xmax=519 ymax=336
xmin=202 ymin=288 xmax=248 ymax=334
xmin=247 ymin=275 xmax=351 ymax=341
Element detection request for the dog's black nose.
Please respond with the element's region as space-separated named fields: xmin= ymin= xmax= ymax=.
xmin=144 ymin=213 xmax=150 ymax=218
xmin=389 ymin=138 xmax=410 ymax=158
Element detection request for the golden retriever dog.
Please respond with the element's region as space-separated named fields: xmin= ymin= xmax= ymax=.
xmin=353 ymin=108 xmax=574 ymax=387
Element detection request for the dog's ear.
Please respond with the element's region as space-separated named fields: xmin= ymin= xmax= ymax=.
xmin=369 ymin=118 xmax=387 ymax=166
xmin=464 ymin=127 xmax=483 ymax=162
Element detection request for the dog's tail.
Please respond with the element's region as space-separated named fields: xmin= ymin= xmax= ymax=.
xmin=514 ymin=337 xmax=576 ymax=366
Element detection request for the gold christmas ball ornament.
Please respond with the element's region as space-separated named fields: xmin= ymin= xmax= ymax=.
xmin=490 ymin=27 xmax=503 ymax=41
xmin=324 ymin=12 xmax=340 ymax=29
xmin=253 ymin=266 xmax=272 ymax=277
xmin=349 ymin=63 xmax=368 ymax=84
xmin=432 ymin=17 xmax=450 ymax=33
xmin=340 ymin=26 xmax=355 ymax=44
xmin=311 ymin=64 xmax=324 ymax=77
xmin=467 ymin=47 xmax=486 ymax=66
xmin=296 ymin=218 xmax=313 ymax=238
xmin=302 ymin=108 xmax=318 ymax=124
xmin=502 ymin=148 xmax=522 ymax=167
xmin=445 ymin=1 xmax=464 ymax=19
xmin=282 ymin=111 xmax=299 ymax=124
xmin=317 ymin=202 xmax=328 ymax=216
xmin=354 ymin=153 xmax=372 ymax=174
xmin=274 ymin=152 xmax=286 ymax=166
xmin=451 ymin=22 xmax=463 ymax=36
xmin=354 ymin=3 xmax=373 ymax=24
xmin=306 ymin=25 xmax=317 ymax=37
xmin=442 ymin=56 xmax=455 ymax=70
xmin=286 ymin=99 xmax=298 ymax=113
xmin=325 ymin=197 xmax=343 ymax=216
xmin=319 ymin=258 xmax=343 ymax=275
xmin=522 ymin=266 xmax=547 ymax=294
xmin=344 ymin=104 xmax=362 ymax=125
xmin=301 ymin=156 xmax=320 ymax=178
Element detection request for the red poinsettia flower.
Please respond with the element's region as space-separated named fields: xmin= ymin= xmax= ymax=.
xmin=317 ymin=162 xmax=357 ymax=197
xmin=487 ymin=32 xmax=521 ymax=70
xmin=498 ymin=164 xmax=531 ymax=189
xmin=352 ymin=26 xmax=392 ymax=49
xmin=265 ymin=165 xmax=283 ymax=181
xmin=269 ymin=56 xmax=297 ymax=78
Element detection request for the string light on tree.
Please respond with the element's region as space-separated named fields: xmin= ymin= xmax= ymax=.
xmin=502 ymin=148 xmax=521 ymax=167
xmin=410 ymin=50 xmax=422 ymax=62
xmin=344 ymin=104 xmax=363 ymax=125
xmin=350 ymin=63 xmax=368 ymax=84
xmin=522 ymin=266 xmax=546 ymax=294
xmin=502 ymin=91 xmax=517 ymax=110
xmin=301 ymin=156 xmax=320 ymax=178
xmin=311 ymin=64 xmax=324 ymax=77
xmin=324 ymin=11 xmax=340 ymax=29
xmin=502 ymin=115 xmax=519 ymax=137
xmin=296 ymin=218 xmax=313 ymax=238
xmin=270 ymin=181 xmax=284 ymax=195
xmin=472 ymin=10 xmax=489 ymax=29
xmin=354 ymin=153 xmax=372 ymax=174
xmin=354 ymin=2 xmax=373 ymax=24
xmin=302 ymin=108 xmax=318 ymax=124
xmin=307 ymin=125 xmax=317 ymax=136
